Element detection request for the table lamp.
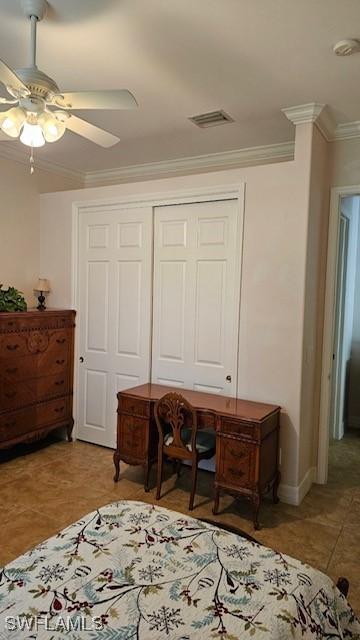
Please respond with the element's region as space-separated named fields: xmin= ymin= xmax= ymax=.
xmin=35 ymin=278 xmax=50 ymax=310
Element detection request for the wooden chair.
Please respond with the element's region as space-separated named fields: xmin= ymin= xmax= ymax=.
xmin=154 ymin=392 xmax=216 ymax=510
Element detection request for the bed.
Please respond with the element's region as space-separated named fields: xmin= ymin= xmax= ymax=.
xmin=0 ymin=500 xmax=359 ymax=639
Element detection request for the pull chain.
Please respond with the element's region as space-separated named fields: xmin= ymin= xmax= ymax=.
xmin=30 ymin=147 xmax=34 ymax=174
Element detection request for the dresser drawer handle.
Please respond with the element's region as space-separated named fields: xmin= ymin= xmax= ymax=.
xmin=6 ymin=344 xmax=19 ymax=351
xmin=4 ymin=391 xmax=17 ymax=398
xmin=54 ymin=379 xmax=65 ymax=386
xmin=56 ymin=359 xmax=65 ymax=365
xmin=5 ymin=367 xmax=18 ymax=374
xmin=54 ymin=406 xmax=65 ymax=413
xmin=56 ymin=338 xmax=66 ymax=344
xmin=4 ymin=420 xmax=16 ymax=428
xmin=228 ymin=467 xmax=245 ymax=477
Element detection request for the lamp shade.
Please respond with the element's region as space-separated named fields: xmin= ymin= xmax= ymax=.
xmin=38 ymin=111 xmax=66 ymax=143
xmin=0 ymin=106 xmax=26 ymax=138
xmin=35 ymin=278 xmax=50 ymax=293
xmin=20 ymin=122 xmax=45 ymax=147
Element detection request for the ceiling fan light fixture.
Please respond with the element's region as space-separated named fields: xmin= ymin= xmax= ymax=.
xmin=20 ymin=121 xmax=45 ymax=147
xmin=38 ymin=111 xmax=66 ymax=142
xmin=0 ymin=106 xmax=26 ymax=137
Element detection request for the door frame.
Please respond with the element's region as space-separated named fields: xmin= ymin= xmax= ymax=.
xmin=330 ymin=213 xmax=349 ymax=440
xmin=70 ymin=184 xmax=245 ymax=440
xmin=318 ymin=184 xmax=360 ymax=482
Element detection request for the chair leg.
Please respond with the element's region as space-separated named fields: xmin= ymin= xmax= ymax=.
xmin=176 ymin=459 xmax=182 ymax=477
xmin=156 ymin=449 xmax=163 ymax=501
xmin=189 ymin=459 xmax=198 ymax=511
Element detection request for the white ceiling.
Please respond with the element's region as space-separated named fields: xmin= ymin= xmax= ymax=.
xmin=1 ymin=0 xmax=360 ymax=173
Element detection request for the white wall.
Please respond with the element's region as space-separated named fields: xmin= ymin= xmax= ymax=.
xmin=40 ymin=124 xmax=321 ymax=500
xmin=0 ymin=156 xmax=83 ymax=306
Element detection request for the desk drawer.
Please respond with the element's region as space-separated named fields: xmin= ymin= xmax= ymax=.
xmin=220 ymin=417 xmax=258 ymax=441
xmin=120 ymin=396 xmax=150 ymax=418
xmin=217 ymin=437 xmax=257 ymax=489
xmin=118 ymin=414 xmax=147 ymax=459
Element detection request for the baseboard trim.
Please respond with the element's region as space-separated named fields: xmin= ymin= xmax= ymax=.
xmin=278 ymin=466 xmax=317 ymax=505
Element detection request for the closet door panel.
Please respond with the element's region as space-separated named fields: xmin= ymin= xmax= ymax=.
xmin=152 ymin=199 xmax=241 ymax=396
xmin=77 ymin=207 xmax=152 ymax=447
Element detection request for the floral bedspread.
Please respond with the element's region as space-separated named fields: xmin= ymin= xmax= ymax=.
xmin=0 ymin=500 xmax=359 ymax=639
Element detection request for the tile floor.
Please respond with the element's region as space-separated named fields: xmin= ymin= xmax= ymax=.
xmin=0 ymin=430 xmax=359 ymax=616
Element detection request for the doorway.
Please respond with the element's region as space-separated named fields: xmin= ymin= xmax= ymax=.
xmin=319 ymin=191 xmax=360 ymax=481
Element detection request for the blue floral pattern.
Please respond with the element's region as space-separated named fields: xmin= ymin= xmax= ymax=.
xmin=0 ymin=500 xmax=359 ymax=639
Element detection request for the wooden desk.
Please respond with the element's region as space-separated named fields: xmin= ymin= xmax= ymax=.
xmin=114 ymin=383 xmax=281 ymax=529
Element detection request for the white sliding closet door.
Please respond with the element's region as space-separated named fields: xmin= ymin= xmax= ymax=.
xmin=152 ymin=199 xmax=241 ymax=396
xmin=77 ymin=207 xmax=152 ymax=447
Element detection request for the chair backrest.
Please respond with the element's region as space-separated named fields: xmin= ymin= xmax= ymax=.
xmin=154 ymin=392 xmax=197 ymax=454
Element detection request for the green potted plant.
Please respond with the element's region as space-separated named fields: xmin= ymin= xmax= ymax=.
xmin=0 ymin=285 xmax=27 ymax=312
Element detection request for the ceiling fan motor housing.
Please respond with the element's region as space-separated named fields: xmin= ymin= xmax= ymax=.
xmin=15 ymin=67 xmax=59 ymax=100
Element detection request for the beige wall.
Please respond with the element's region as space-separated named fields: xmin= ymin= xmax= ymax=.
xmin=0 ymin=156 xmax=83 ymax=306
xmin=39 ymin=131 xmax=320 ymax=496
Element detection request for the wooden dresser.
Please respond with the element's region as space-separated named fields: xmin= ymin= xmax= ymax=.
xmin=114 ymin=383 xmax=281 ymax=529
xmin=0 ymin=310 xmax=76 ymax=449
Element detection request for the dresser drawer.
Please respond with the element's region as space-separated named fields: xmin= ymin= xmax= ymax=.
xmin=216 ymin=437 xmax=257 ymax=489
xmin=37 ymin=397 xmax=70 ymax=427
xmin=0 ymin=334 xmax=29 ymax=358
xmin=0 ymin=314 xmax=73 ymax=333
xmin=37 ymin=374 xmax=69 ymax=401
xmin=0 ymin=407 xmax=36 ymax=441
xmin=220 ymin=418 xmax=258 ymax=441
xmin=47 ymin=330 xmax=71 ymax=352
xmin=1 ymin=355 xmax=38 ymax=381
xmin=37 ymin=351 xmax=69 ymax=376
xmin=0 ymin=380 xmax=35 ymax=411
xmin=118 ymin=414 xmax=147 ymax=458
xmin=120 ymin=396 xmax=150 ymax=418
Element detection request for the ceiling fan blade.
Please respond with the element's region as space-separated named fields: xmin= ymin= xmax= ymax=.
xmin=54 ymin=90 xmax=138 ymax=110
xmin=0 ymin=59 xmax=29 ymax=96
xmin=66 ymin=115 xmax=120 ymax=147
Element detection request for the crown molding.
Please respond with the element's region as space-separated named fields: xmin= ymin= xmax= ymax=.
xmin=0 ymin=142 xmax=84 ymax=184
xmin=282 ymin=103 xmax=336 ymax=141
xmin=333 ymin=121 xmax=360 ymax=141
xmin=84 ymin=141 xmax=294 ymax=187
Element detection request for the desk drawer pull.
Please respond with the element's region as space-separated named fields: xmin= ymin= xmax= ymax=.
xmin=54 ymin=406 xmax=65 ymax=413
xmin=229 ymin=447 xmax=247 ymax=460
xmin=4 ymin=391 xmax=17 ymax=399
xmin=5 ymin=367 xmax=18 ymax=374
xmin=56 ymin=338 xmax=66 ymax=344
xmin=6 ymin=344 xmax=19 ymax=351
xmin=54 ymin=379 xmax=65 ymax=386
xmin=56 ymin=359 xmax=65 ymax=365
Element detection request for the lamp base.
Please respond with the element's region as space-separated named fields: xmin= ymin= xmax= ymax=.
xmin=37 ymin=292 xmax=46 ymax=311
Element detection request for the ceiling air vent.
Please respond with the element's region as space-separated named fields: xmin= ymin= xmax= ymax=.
xmin=189 ymin=110 xmax=234 ymax=128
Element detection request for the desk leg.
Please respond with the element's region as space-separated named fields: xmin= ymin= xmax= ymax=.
xmin=144 ymin=462 xmax=151 ymax=492
xmin=253 ymin=494 xmax=261 ymax=530
xmin=273 ymin=471 xmax=281 ymax=504
xmin=113 ymin=450 xmax=121 ymax=482
xmin=213 ymin=485 xmax=220 ymax=515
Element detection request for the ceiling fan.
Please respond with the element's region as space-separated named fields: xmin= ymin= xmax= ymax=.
xmin=0 ymin=0 xmax=137 ymax=152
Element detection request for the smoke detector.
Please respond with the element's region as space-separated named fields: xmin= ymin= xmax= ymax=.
xmin=333 ymin=39 xmax=360 ymax=56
